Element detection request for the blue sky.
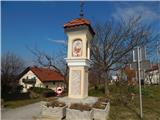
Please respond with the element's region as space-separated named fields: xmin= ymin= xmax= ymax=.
xmin=1 ymin=1 xmax=160 ymax=65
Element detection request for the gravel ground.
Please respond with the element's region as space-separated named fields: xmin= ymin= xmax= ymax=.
xmin=1 ymin=101 xmax=45 ymax=120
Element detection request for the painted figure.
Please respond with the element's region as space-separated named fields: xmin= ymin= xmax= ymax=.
xmin=72 ymin=40 xmax=82 ymax=57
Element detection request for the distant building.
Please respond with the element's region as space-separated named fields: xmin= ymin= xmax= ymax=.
xmin=110 ymin=75 xmax=119 ymax=84
xmin=18 ymin=66 xmax=65 ymax=92
xmin=116 ymin=65 xmax=136 ymax=85
xmin=145 ymin=64 xmax=160 ymax=84
xmin=123 ymin=66 xmax=136 ymax=81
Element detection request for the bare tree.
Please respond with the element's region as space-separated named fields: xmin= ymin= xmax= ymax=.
xmin=1 ymin=52 xmax=25 ymax=94
xmin=28 ymin=44 xmax=69 ymax=89
xmin=90 ymin=16 xmax=159 ymax=94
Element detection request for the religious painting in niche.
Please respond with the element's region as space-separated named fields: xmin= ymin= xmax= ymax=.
xmin=72 ymin=39 xmax=82 ymax=57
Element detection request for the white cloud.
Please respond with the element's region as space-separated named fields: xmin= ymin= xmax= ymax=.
xmin=112 ymin=5 xmax=160 ymax=23
xmin=48 ymin=38 xmax=66 ymax=45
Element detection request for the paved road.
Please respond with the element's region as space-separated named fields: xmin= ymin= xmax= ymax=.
xmin=2 ymin=101 xmax=45 ymax=120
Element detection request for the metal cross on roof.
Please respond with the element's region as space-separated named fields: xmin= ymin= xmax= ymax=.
xmin=80 ymin=0 xmax=84 ymax=18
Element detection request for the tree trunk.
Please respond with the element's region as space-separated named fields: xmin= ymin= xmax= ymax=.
xmin=104 ymin=71 xmax=109 ymax=95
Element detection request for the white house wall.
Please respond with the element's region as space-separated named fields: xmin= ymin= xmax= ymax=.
xmin=145 ymin=70 xmax=160 ymax=84
xmin=43 ymin=82 xmax=64 ymax=91
xmin=19 ymin=70 xmax=44 ymax=92
xmin=19 ymin=70 xmax=65 ymax=92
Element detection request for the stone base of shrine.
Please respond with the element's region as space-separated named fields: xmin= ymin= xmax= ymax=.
xmin=37 ymin=96 xmax=110 ymax=120
xmin=58 ymin=96 xmax=98 ymax=106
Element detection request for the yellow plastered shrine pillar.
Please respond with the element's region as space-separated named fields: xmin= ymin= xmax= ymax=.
xmin=64 ymin=18 xmax=95 ymax=99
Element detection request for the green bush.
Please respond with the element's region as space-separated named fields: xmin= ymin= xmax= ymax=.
xmin=29 ymin=87 xmax=50 ymax=94
xmin=43 ymin=89 xmax=56 ymax=97
xmin=128 ymin=86 xmax=149 ymax=96
xmin=29 ymin=87 xmax=56 ymax=98
xmin=16 ymin=85 xmax=23 ymax=93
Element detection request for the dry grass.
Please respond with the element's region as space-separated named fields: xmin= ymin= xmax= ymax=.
xmin=93 ymin=97 xmax=109 ymax=109
xmin=93 ymin=101 xmax=106 ymax=109
xmin=70 ymin=103 xmax=92 ymax=111
xmin=46 ymin=100 xmax=66 ymax=107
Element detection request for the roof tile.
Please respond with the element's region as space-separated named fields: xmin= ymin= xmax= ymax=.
xmin=30 ymin=67 xmax=64 ymax=82
xmin=64 ymin=18 xmax=90 ymax=28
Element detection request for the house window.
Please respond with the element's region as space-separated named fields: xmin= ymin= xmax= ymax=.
xmin=133 ymin=50 xmax=136 ymax=62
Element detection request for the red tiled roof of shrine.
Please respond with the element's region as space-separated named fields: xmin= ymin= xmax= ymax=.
xmin=18 ymin=66 xmax=64 ymax=82
xmin=64 ymin=18 xmax=90 ymax=28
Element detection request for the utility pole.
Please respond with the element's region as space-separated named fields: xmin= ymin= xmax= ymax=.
xmin=137 ymin=46 xmax=143 ymax=118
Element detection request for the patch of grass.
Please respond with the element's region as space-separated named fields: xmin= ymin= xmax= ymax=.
xmin=89 ymin=84 xmax=160 ymax=120
xmin=108 ymin=84 xmax=160 ymax=120
xmin=4 ymin=98 xmax=42 ymax=108
xmin=89 ymin=86 xmax=105 ymax=97
xmin=108 ymin=105 xmax=140 ymax=120
xmin=128 ymin=86 xmax=150 ymax=96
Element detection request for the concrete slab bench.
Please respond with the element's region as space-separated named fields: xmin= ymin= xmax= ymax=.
xmin=66 ymin=108 xmax=93 ymax=120
xmin=42 ymin=104 xmax=67 ymax=120
xmin=93 ymin=102 xmax=110 ymax=120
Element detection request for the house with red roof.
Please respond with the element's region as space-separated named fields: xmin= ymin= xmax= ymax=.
xmin=18 ymin=66 xmax=65 ymax=92
xmin=145 ymin=64 xmax=160 ymax=84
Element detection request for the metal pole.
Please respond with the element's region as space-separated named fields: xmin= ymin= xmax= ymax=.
xmin=137 ymin=46 xmax=143 ymax=118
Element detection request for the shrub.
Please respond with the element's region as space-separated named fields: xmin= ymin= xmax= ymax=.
xmin=29 ymin=87 xmax=56 ymax=97
xmin=16 ymin=85 xmax=23 ymax=93
xmin=29 ymin=87 xmax=48 ymax=94
xmin=69 ymin=103 xmax=92 ymax=111
xmin=43 ymin=89 xmax=56 ymax=97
